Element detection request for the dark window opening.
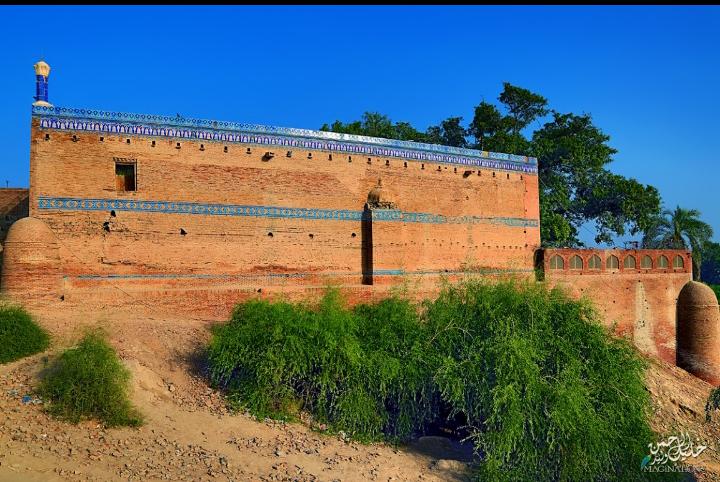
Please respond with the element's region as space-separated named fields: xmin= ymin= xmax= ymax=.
xmin=151 ymin=140 xmax=155 ymax=147
xmin=180 ymin=228 xmax=187 ymax=236
xmin=126 ymin=138 xmax=131 ymax=144
xmin=115 ymin=162 xmax=136 ymax=192
xmin=110 ymin=210 xmax=116 ymax=217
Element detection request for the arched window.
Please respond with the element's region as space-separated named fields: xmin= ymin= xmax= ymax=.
xmin=570 ymin=255 xmax=583 ymax=270
xmin=673 ymin=255 xmax=685 ymax=269
xmin=624 ymin=255 xmax=636 ymax=269
xmin=589 ymin=255 xmax=602 ymax=270
xmin=641 ymin=255 xmax=653 ymax=269
xmin=607 ymin=255 xmax=619 ymax=269
xmin=550 ymin=255 xmax=565 ymax=269
xmin=658 ymin=255 xmax=669 ymax=268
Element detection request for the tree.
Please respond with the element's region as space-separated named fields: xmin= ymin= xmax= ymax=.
xmin=468 ymin=101 xmax=503 ymax=150
xmin=498 ymin=82 xmax=549 ymax=135
xmin=321 ymin=112 xmax=427 ymax=143
xmin=425 ymin=117 xmax=468 ymax=148
xmin=700 ymin=241 xmax=720 ymax=285
xmin=641 ymin=206 xmax=714 ymax=280
xmin=532 ymin=112 xmax=661 ymax=246
xmin=318 ymin=85 xmax=665 ymax=249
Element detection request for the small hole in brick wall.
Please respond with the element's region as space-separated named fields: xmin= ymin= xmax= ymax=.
xmin=268 ymin=232 xmax=273 ymax=237
xmin=176 ymin=142 xmax=181 ymax=149
xmin=200 ymin=144 xmax=205 ymax=151
xmin=328 ymin=154 xmax=333 ymax=161
xmin=308 ymin=153 xmax=313 ymax=159
xmin=421 ymin=163 xmax=425 ymax=169
xmin=180 ymin=228 xmax=187 ymax=236
xmin=60 ymin=295 xmax=65 ymax=301
xmin=385 ymin=160 xmax=390 ymax=166
xmin=102 ymin=221 xmax=110 ymax=232
xmin=351 ymin=232 xmax=356 ymax=238
xmin=246 ymin=147 xmax=251 ymax=154
xmin=454 ymin=167 xmax=457 ymax=173
xmin=309 ymin=233 xmax=314 ymax=239
xmin=520 ymin=175 xmax=524 ymax=180
xmin=151 ymin=140 xmax=155 ymax=147
xmin=223 ymin=146 xmax=228 ymax=153
xmin=506 ymin=173 xmax=510 ymax=179
xmin=478 ymin=171 xmax=481 ymax=176
xmin=110 ymin=210 xmax=116 ymax=217
xmin=367 ymin=157 xmax=372 ymax=164
xmin=463 ymin=170 xmax=472 ymax=178
xmin=437 ymin=166 xmax=442 ymax=172
xmin=100 ymin=136 xmax=105 ymax=142
xmin=492 ymin=172 xmax=496 ymax=177
xmin=348 ymin=156 xmax=352 ymax=162
xmin=72 ymin=135 xmax=78 ymax=142
xmin=404 ymin=162 xmax=407 ymax=168
xmin=126 ymin=138 xmax=131 ymax=144
xmin=257 ymin=288 xmax=262 ymax=293
xmin=44 ymin=134 xmax=50 ymax=141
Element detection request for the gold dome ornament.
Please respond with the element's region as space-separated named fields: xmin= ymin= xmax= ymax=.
xmin=33 ymin=59 xmax=52 ymax=107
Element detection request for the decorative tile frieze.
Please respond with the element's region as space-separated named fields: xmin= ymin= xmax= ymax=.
xmin=32 ymin=105 xmax=538 ymax=174
xmin=37 ymin=196 xmax=539 ymax=228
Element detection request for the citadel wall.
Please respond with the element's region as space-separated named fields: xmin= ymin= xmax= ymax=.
xmin=543 ymin=248 xmax=693 ymax=365
xmin=13 ymin=107 xmax=540 ymax=317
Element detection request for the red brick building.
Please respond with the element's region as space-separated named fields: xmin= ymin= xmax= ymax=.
xmin=1 ymin=61 xmax=695 ymax=367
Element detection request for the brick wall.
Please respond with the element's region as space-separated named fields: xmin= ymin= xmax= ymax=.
xmin=13 ymin=118 xmax=540 ymax=316
xmin=543 ymin=248 xmax=693 ymax=364
xmin=0 ymin=188 xmax=29 ymax=246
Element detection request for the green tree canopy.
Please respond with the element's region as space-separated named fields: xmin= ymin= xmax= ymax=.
xmin=642 ymin=206 xmax=714 ymax=279
xmin=319 ymin=83 xmax=674 ymax=248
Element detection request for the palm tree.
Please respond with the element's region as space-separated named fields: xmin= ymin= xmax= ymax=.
xmin=642 ymin=206 xmax=714 ymax=280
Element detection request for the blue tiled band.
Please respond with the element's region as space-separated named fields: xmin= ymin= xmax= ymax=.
xmin=37 ymin=196 xmax=539 ymax=228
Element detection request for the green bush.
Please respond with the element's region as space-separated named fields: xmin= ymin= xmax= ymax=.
xmin=426 ymin=280 xmax=653 ymax=481
xmin=0 ymin=303 xmax=50 ymax=364
xmin=208 ymin=280 xmax=655 ymax=480
xmin=208 ymin=290 xmax=433 ymax=441
xmin=39 ymin=330 xmax=142 ymax=427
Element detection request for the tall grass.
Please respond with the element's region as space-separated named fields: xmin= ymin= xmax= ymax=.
xmin=0 ymin=303 xmax=50 ymax=364
xmin=39 ymin=330 xmax=142 ymax=427
xmin=208 ymin=280 xmax=655 ymax=480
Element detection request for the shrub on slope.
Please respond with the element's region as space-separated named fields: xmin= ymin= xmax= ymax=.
xmin=39 ymin=330 xmax=142 ymax=427
xmin=0 ymin=303 xmax=50 ymax=364
xmin=208 ymin=281 xmax=655 ymax=480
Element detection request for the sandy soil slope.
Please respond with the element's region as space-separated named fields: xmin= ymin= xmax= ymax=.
xmin=0 ymin=306 xmax=473 ymax=482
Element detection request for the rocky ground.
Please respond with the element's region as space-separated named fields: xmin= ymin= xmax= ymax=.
xmin=3 ymin=303 xmax=720 ymax=481
xmin=0 ymin=306 xmax=473 ymax=482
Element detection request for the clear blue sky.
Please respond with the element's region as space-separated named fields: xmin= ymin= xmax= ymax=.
xmin=1 ymin=6 xmax=718 ymax=245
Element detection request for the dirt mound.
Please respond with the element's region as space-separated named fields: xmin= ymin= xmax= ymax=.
xmin=4 ymin=304 xmax=720 ymax=481
xmin=0 ymin=306 xmax=472 ymax=482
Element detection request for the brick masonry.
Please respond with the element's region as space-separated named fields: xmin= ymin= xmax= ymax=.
xmin=543 ymin=248 xmax=693 ymax=364
xmin=13 ymin=110 xmax=540 ymax=317
xmin=0 ymin=106 xmax=700 ymax=367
